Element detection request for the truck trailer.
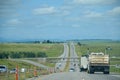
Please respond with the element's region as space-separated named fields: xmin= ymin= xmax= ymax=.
xmin=87 ymin=52 xmax=110 ymax=74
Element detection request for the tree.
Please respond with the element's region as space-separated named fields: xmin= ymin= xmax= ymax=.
xmin=78 ymin=42 xmax=81 ymax=46
xmin=36 ymin=52 xmax=47 ymax=57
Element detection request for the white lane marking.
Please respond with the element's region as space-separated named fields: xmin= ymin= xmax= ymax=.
xmin=82 ymin=77 xmax=85 ymax=80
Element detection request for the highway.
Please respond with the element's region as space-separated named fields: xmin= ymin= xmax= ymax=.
xmin=40 ymin=72 xmax=120 ymax=80
xmin=69 ymin=42 xmax=79 ymax=72
xmin=28 ymin=42 xmax=120 ymax=80
xmin=55 ymin=43 xmax=69 ymax=71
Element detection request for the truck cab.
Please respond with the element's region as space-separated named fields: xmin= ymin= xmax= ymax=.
xmin=80 ymin=55 xmax=88 ymax=72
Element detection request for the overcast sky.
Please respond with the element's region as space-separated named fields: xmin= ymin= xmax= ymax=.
xmin=0 ymin=0 xmax=120 ymax=41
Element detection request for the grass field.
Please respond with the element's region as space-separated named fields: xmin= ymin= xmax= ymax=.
xmin=75 ymin=41 xmax=120 ymax=73
xmin=27 ymin=58 xmax=55 ymax=67
xmin=0 ymin=59 xmax=35 ymax=69
xmin=0 ymin=43 xmax=64 ymax=80
xmin=0 ymin=43 xmax=64 ymax=57
xmin=75 ymin=41 xmax=120 ymax=57
xmin=0 ymin=43 xmax=63 ymax=69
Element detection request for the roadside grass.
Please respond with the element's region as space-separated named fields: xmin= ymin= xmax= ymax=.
xmin=75 ymin=41 xmax=120 ymax=73
xmin=0 ymin=59 xmax=35 ymax=69
xmin=64 ymin=47 xmax=70 ymax=72
xmin=27 ymin=58 xmax=55 ymax=67
xmin=0 ymin=43 xmax=64 ymax=57
xmin=39 ymin=62 xmax=55 ymax=67
xmin=0 ymin=43 xmax=64 ymax=80
xmin=75 ymin=41 xmax=120 ymax=57
xmin=110 ymin=66 xmax=120 ymax=74
xmin=0 ymin=59 xmax=49 ymax=80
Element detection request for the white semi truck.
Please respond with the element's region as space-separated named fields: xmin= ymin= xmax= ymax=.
xmin=80 ymin=55 xmax=88 ymax=71
xmin=87 ymin=52 xmax=110 ymax=74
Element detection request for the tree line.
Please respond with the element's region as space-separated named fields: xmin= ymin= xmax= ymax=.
xmin=0 ymin=51 xmax=47 ymax=59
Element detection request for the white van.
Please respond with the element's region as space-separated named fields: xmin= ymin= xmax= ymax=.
xmin=80 ymin=55 xmax=88 ymax=72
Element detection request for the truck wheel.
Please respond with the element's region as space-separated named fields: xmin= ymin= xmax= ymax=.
xmin=80 ymin=68 xmax=82 ymax=72
xmin=89 ymin=67 xmax=94 ymax=74
xmin=87 ymin=69 xmax=90 ymax=73
xmin=87 ymin=70 xmax=89 ymax=73
xmin=89 ymin=71 xmax=94 ymax=74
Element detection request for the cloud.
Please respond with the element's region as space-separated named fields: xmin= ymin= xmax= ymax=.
xmin=0 ymin=0 xmax=20 ymax=5
xmin=84 ymin=11 xmax=102 ymax=18
xmin=73 ymin=0 xmax=117 ymax=5
xmin=3 ymin=19 xmax=22 ymax=26
xmin=33 ymin=6 xmax=70 ymax=16
xmin=33 ymin=6 xmax=57 ymax=15
xmin=107 ymin=6 xmax=120 ymax=16
xmin=83 ymin=6 xmax=120 ymax=18
xmin=0 ymin=0 xmax=20 ymax=17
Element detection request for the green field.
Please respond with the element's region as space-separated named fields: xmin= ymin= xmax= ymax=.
xmin=0 ymin=43 xmax=64 ymax=80
xmin=75 ymin=41 xmax=120 ymax=73
xmin=0 ymin=43 xmax=64 ymax=58
xmin=75 ymin=41 xmax=120 ymax=57
xmin=0 ymin=59 xmax=35 ymax=69
xmin=0 ymin=43 xmax=63 ymax=68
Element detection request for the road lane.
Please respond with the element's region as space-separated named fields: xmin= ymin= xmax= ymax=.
xmin=69 ymin=42 xmax=79 ymax=72
xmin=40 ymin=72 xmax=120 ymax=80
xmin=29 ymin=42 xmax=120 ymax=80
xmin=55 ymin=43 xmax=69 ymax=71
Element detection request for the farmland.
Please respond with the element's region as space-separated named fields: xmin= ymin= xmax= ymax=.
xmin=75 ymin=41 xmax=120 ymax=57
xmin=0 ymin=43 xmax=64 ymax=58
xmin=75 ymin=40 xmax=120 ymax=73
xmin=0 ymin=43 xmax=64 ymax=80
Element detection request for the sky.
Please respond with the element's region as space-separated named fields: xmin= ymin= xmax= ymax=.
xmin=0 ymin=0 xmax=120 ymax=42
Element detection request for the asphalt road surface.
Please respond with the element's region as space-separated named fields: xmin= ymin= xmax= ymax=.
xmin=27 ymin=42 xmax=120 ymax=80
xmin=40 ymin=72 xmax=120 ymax=80
xmin=11 ymin=59 xmax=49 ymax=69
xmin=39 ymin=42 xmax=119 ymax=80
xmin=55 ymin=43 xmax=69 ymax=71
xmin=69 ymin=43 xmax=79 ymax=72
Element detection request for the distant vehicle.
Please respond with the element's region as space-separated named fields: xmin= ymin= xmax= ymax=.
xmin=115 ymin=64 xmax=120 ymax=68
xmin=58 ymin=63 xmax=62 ymax=67
xmin=0 ymin=65 xmax=7 ymax=73
xmin=87 ymin=52 xmax=110 ymax=74
xmin=80 ymin=55 xmax=88 ymax=72
xmin=74 ymin=63 xmax=76 ymax=66
xmin=69 ymin=68 xmax=75 ymax=72
xmin=21 ymin=68 xmax=26 ymax=72
xmin=56 ymin=67 xmax=59 ymax=69
xmin=10 ymin=68 xmax=16 ymax=74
